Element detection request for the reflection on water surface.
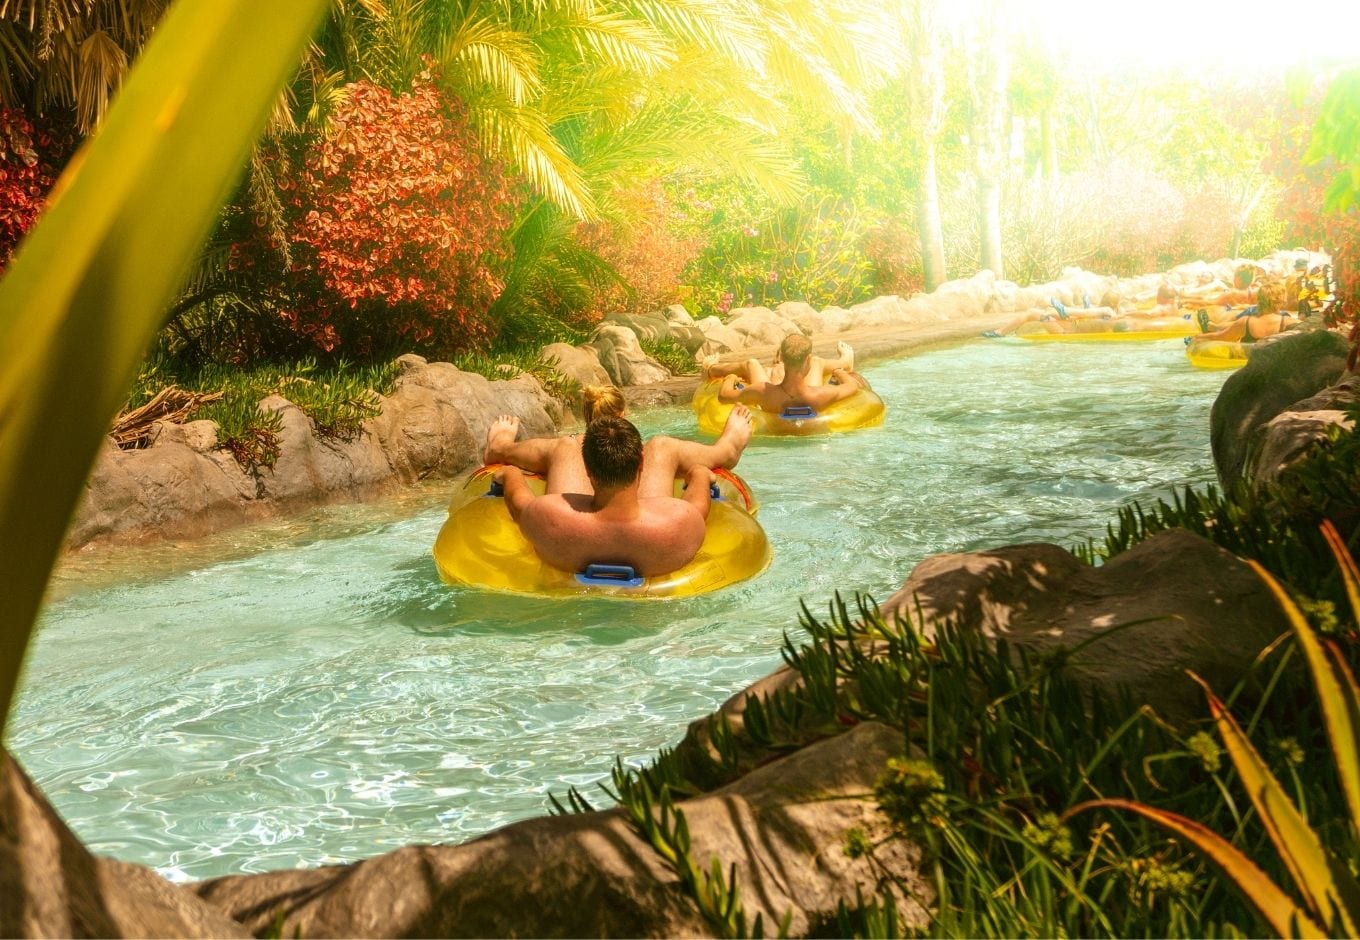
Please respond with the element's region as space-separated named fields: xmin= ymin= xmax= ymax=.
xmin=13 ymin=339 xmax=1228 ymax=880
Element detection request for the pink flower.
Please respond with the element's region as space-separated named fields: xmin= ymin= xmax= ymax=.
xmin=742 ymin=224 xmax=758 ymax=238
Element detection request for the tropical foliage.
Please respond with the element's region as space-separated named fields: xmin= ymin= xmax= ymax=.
xmin=239 ymin=71 xmax=521 ymax=356
xmin=1073 ymin=524 xmax=1360 ymax=939
xmin=0 ymin=0 xmax=330 ymax=734
xmin=0 ymin=104 xmax=71 ymax=264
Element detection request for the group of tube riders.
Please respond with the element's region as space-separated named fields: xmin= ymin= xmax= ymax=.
xmin=981 ymin=261 xmax=1331 ymax=369
xmin=432 ymin=333 xmax=884 ymax=598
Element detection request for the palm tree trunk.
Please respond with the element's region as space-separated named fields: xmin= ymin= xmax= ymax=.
xmin=917 ymin=143 xmax=946 ymax=290
xmin=979 ymin=175 xmax=1003 ymax=278
xmin=1041 ymin=107 xmax=1058 ymax=180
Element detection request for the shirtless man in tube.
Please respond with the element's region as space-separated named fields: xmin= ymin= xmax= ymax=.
xmin=489 ymin=405 xmax=754 ymax=576
xmin=714 ymin=333 xmax=867 ymax=413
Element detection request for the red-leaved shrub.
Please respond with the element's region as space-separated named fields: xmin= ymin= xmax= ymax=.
xmin=0 ymin=107 xmax=75 ymax=269
xmin=240 ymin=72 xmax=520 ymax=355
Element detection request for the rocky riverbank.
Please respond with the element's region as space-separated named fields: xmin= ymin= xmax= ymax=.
xmin=8 ymin=250 xmax=1358 ymax=935
xmin=68 ymin=250 xmax=1322 ymax=550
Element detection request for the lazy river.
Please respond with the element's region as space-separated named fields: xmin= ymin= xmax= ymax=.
xmin=10 ymin=339 xmax=1229 ymax=881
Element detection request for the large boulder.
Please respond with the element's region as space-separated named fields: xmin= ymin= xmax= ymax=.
xmin=662 ymin=304 xmax=695 ymax=326
xmin=70 ymin=356 xmax=560 ymax=548
xmin=775 ymin=301 xmax=825 ymax=335
xmin=604 ymin=310 xmax=672 ymax=343
xmin=604 ymin=311 xmax=706 ymax=355
xmin=1245 ymin=376 xmax=1360 ymax=489
xmin=589 ymin=323 xmax=672 ymax=385
xmin=693 ymin=316 xmax=748 ymax=355
xmin=0 ymin=751 xmax=247 ymax=937
xmin=878 ymin=528 xmax=1290 ymax=724
xmin=195 ymin=722 xmax=929 ymax=937
xmin=540 ymin=342 xmax=612 ymax=389
xmin=925 ymin=270 xmax=997 ymax=320
xmin=725 ymin=306 xmax=800 ymax=347
xmin=70 ymin=433 xmax=255 ymax=546
xmin=844 ymin=295 xmax=909 ymax=329
xmin=1210 ymin=329 xmax=1349 ymax=489
xmin=397 ymin=358 xmax=557 ymax=450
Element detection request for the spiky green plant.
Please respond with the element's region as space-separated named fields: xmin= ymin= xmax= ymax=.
xmin=1070 ymin=520 xmax=1360 ymax=939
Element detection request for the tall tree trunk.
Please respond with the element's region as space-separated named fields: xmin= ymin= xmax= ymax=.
xmin=1040 ymin=107 xmax=1058 ymax=180
xmin=917 ymin=142 xmax=946 ymax=289
xmin=907 ymin=0 xmax=948 ymax=290
xmin=969 ymin=0 xmax=1009 ymax=279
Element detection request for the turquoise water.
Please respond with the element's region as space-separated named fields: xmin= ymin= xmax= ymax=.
xmin=10 ymin=340 xmax=1228 ymax=881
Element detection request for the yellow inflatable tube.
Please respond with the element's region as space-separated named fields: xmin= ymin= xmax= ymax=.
xmin=691 ymin=379 xmax=884 ymax=437
xmin=1016 ymin=317 xmax=1195 ymax=342
xmin=432 ymin=465 xmax=770 ymax=599
xmin=1186 ymin=339 xmax=1249 ymax=370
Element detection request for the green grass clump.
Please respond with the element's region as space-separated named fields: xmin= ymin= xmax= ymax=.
xmin=450 ymin=348 xmax=581 ymax=406
xmin=124 ymin=356 xmax=400 ymax=469
xmin=553 ymin=582 xmax=1349 ymax=937
xmin=639 ymin=334 xmax=697 ymax=375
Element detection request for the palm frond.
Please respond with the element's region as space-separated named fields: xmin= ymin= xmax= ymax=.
xmin=0 ymin=21 xmax=35 ymax=104
xmin=625 ymin=0 xmax=764 ymax=72
xmin=364 ymin=0 xmax=428 ymax=86
xmin=74 ymin=28 xmax=128 ymax=132
xmin=540 ymin=10 xmax=675 ymax=75
xmin=441 ymin=14 xmax=541 ymax=107
xmin=468 ymin=97 xmax=595 ymax=218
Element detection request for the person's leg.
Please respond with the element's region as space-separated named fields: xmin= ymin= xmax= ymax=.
xmin=641 ymin=406 xmax=754 ymax=498
xmin=1190 ymin=318 xmax=1248 ymax=346
xmin=543 ymin=436 xmax=592 ymax=495
xmin=808 ymin=341 xmax=855 ymax=385
xmin=746 ymin=357 xmax=772 ymax=384
xmin=699 ymin=354 xmax=753 ymax=382
xmin=989 ymin=310 xmax=1042 ymax=336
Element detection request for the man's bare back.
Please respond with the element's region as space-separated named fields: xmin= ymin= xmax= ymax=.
xmin=517 ymin=489 xmax=706 ymax=576
xmin=714 ymin=336 xmax=865 ymax=413
xmin=734 ymin=372 xmax=864 ymax=413
xmin=489 ymin=406 xmax=753 ymax=577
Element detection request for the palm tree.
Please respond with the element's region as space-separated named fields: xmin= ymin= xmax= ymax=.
xmin=0 ymin=0 xmax=168 ymax=133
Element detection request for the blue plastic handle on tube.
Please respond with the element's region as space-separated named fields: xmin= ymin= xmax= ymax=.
xmin=576 ymin=564 xmax=645 ymax=588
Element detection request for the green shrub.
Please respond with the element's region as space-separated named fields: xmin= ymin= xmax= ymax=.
xmin=683 ymin=194 xmax=877 ymax=316
xmin=639 ymin=335 xmax=696 ymax=375
xmin=450 ymin=348 xmax=580 ymax=407
xmin=123 ymin=357 xmax=400 ymax=468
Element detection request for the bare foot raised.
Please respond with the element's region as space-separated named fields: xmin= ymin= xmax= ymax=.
xmin=836 ymin=340 xmax=855 ymax=372
xmin=716 ymin=403 xmax=754 ymax=465
xmin=484 ymin=414 xmax=520 ymax=464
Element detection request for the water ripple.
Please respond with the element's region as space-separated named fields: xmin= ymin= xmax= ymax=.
xmin=11 ymin=340 xmax=1229 ymax=880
